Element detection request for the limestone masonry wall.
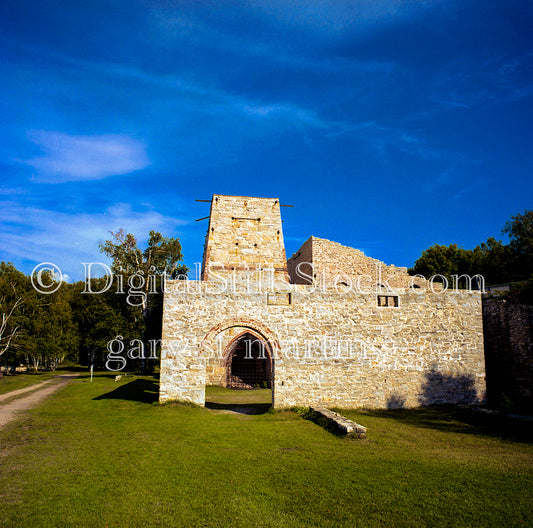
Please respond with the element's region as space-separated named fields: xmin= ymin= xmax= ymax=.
xmin=287 ymin=237 xmax=313 ymax=284
xmin=202 ymin=195 xmax=288 ymax=283
xmin=160 ymin=281 xmax=485 ymax=408
xmin=287 ymin=237 xmax=427 ymax=289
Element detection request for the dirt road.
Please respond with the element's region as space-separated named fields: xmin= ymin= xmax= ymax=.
xmin=0 ymin=374 xmax=80 ymax=429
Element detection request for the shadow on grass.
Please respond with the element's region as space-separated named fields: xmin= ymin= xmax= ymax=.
xmin=205 ymin=402 xmax=272 ymax=415
xmin=93 ymin=379 xmax=159 ymax=404
xmin=361 ymin=406 xmax=533 ymax=444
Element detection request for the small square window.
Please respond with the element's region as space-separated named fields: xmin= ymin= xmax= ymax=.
xmin=377 ymin=295 xmax=399 ymax=307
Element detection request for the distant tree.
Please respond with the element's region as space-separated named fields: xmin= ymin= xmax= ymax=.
xmin=70 ymin=277 xmax=139 ymax=368
xmin=410 ymin=209 xmax=533 ymax=287
xmin=475 ymin=237 xmax=514 ymax=285
xmin=0 ymin=262 xmax=81 ymax=372
xmin=28 ymin=281 xmax=79 ymax=371
xmin=408 ymin=244 xmax=476 ymax=285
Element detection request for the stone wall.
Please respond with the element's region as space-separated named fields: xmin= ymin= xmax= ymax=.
xmin=287 ymin=237 xmax=427 ymax=289
xmin=160 ymin=280 xmax=485 ymax=408
xmin=482 ymin=297 xmax=533 ymax=412
xmin=287 ymin=237 xmax=313 ymax=284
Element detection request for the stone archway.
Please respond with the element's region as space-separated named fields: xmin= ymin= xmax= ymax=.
xmin=199 ymin=317 xmax=280 ymax=407
xmin=199 ymin=317 xmax=281 ymax=360
xmin=223 ymin=331 xmax=272 ymax=389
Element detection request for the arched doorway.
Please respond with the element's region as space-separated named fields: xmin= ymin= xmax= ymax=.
xmin=224 ymin=332 xmax=272 ymax=389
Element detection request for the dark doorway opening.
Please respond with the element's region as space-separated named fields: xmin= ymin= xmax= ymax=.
xmin=225 ymin=333 xmax=272 ymax=389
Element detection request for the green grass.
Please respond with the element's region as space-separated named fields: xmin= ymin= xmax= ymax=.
xmin=0 ymin=373 xmax=532 ymax=527
xmin=205 ymin=385 xmax=272 ymax=414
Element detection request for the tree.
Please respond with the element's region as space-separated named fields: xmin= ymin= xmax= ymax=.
xmin=0 ymin=263 xmax=30 ymax=369
xmin=475 ymin=237 xmax=513 ymax=285
xmin=502 ymin=209 xmax=533 ymax=281
xmin=99 ymin=229 xmax=188 ymax=313
xmin=98 ymin=230 xmax=188 ymax=371
xmin=0 ymin=297 xmax=22 ymax=359
xmin=70 ymin=276 xmax=140 ymax=368
xmin=28 ymin=280 xmax=79 ymax=371
xmin=408 ymin=244 xmax=475 ymax=285
xmin=409 ymin=209 xmax=533 ymax=287
xmin=0 ymin=262 xmax=82 ymax=373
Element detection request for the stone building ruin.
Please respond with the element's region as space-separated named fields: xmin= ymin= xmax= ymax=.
xmin=160 ymin=194 xmax=486 ymax=408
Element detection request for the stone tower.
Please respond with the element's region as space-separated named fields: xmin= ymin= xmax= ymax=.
xmin=201 ymin=194 xmax=288 ymax=282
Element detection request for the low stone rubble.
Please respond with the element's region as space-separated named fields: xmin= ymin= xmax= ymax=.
xmin=308 ymin=406 xmax=367 ymax=439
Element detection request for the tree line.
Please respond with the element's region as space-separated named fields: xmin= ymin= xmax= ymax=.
xmin=0 ymin=230 xmax=187 ymax=373
xmin=409 ymin=209 xmax=533 ymax=292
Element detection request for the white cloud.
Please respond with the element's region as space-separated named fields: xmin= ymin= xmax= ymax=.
xmin=23 ymin=132 xmax=150 ymax=183
xmin=0 ymin=201 xmax=187 ymax=280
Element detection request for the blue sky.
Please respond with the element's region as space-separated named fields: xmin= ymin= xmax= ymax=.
xmin=1 ymin=0 xmax=532 ymax=281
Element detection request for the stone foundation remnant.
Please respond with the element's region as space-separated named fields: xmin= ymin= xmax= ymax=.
xmin=307 ymin=407 xmax=367 ymax=439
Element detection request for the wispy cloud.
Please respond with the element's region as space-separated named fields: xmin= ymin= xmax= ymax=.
xmin=10 ymin=43 xmax=332 ymax=137
xmin=151 ymin=10 xmax=398 ymax=75
xmin=77 ymin=59 xmax=437 ymax=161
xmin=0 ymin=187 xmax=26 ymax=195
xmin=324 ymin=120 xmax=447 ymax=161
xmin=244 ymin=0 xmax=450 ymax=38
xmin=87 ymin=61 xmax=329 ymax=130
xmin=22 ymin=131 xmax=150 ymax=183
xmin=430 ymin=50 xmax=533 ymax=109
xmin=0 ymin=201 xmax=187 ymax=280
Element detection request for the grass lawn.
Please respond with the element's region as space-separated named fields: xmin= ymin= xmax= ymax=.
xmin=0 ymin=372 xmax=531 ymax=527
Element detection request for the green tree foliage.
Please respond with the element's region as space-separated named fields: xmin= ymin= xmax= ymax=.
xmin=98 ymin=230 xmax=188 ymax=371
xmin=0 ymin=229 xmax=187 ymax=374
xmin=503 ymin=209 xmax=533 ymax=280
xmin=0 ymin=263 xmax=79 ymax=371
xmin=409 ymin=209 xmax=532 ymax=287
xmin=69 ymin=278 xmax=139 ymax=368
xmin=408 ymin=244 xmax=463 ymax=279
xmin=0 ymin=262 xmax=26 ymax=363
xmin=475 ymin=237 xmax=514 ymax=285
xmin=24 ymin=280 xmax=79 ymax=371
xmin=99 ymin=229 xmax=187 ymax=278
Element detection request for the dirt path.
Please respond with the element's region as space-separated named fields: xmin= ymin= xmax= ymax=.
xmin=0 ymin=378 xmax=57 ymax=404
xmin=0 ymin=374 xmax=80 ymax=429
